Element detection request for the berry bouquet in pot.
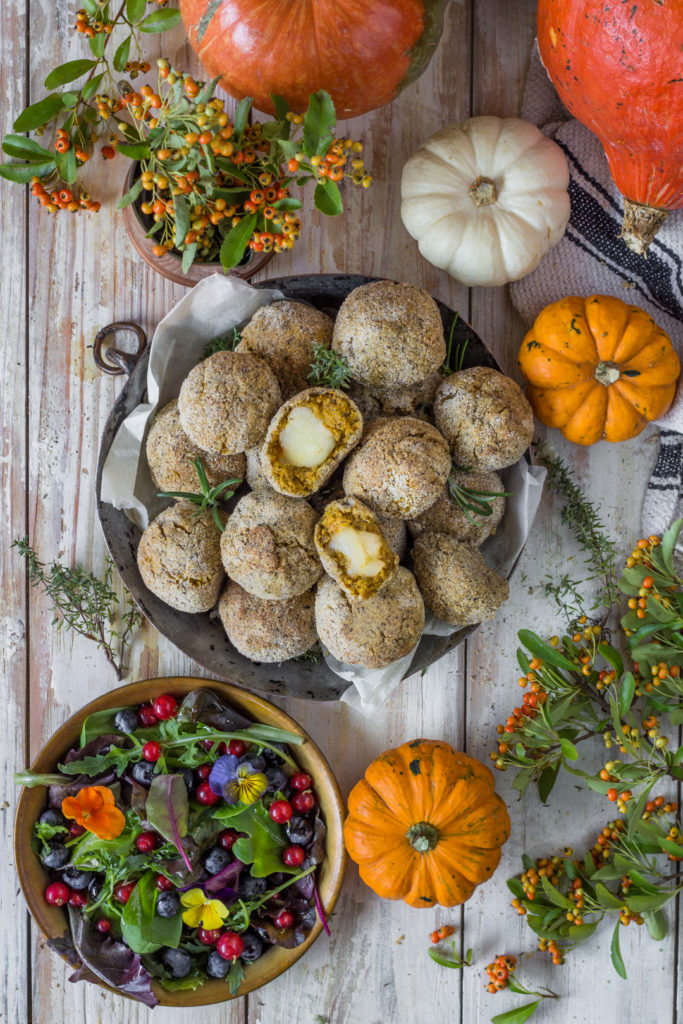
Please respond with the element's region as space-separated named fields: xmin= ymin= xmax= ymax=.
xmin=16 ymin=689 xmax=327 ymax=1006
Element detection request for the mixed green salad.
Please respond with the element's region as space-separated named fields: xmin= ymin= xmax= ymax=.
xmin=17 ymin=688 xmax=328 ymax=1007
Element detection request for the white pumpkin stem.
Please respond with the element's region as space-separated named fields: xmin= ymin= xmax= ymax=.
xmin=595 ymin=361 xmax=621 ymax=386
xmin=468 ymin=176 xmax=497 ymax=207
xmin=619 ymin=197 xmax=668 ymax=256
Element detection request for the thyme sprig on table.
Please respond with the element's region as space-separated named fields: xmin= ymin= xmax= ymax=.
xmin=157 ymin=458 xmax=241 ymax=532
xmin=307 ymin=343 xmax=352 ymax=390
xmin=13 ymin=538 xmax=142 ymax=679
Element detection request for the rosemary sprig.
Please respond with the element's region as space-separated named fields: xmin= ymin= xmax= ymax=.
xmin=293 ymin=645 xmax=324 ymax=664
xmin=447 ymin=473 xmax=511 ymax=527
xmin=13 ymin=538 xmax=142 ymax=680
xmin=307 ymin=343 xmax=352 ymax=390
xmin=157 ymin=458 xmax=241 ymax=532
xmin=203 ymin=327 xmax=242 ymax=359
xmin=440 ymin=314 xmax=467 ymax=376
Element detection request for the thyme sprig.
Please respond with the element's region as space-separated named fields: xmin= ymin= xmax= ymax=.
xmin=157 ymin=458 xmax=241 ymax=532
xmin=307 ymin=343 xmax=352 ymax=390
xmin=447 ymin=473 xmax=511 ymax=527
xmin=203 ymin=327 xmax=241 ymax=359
xmin=13 ymin=538 xmax=142 ymax=680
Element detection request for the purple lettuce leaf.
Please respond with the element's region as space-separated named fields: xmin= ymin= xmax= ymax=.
xmin=204 ymin=858 xmax=245 ymax=894
xmin=176 ymin=688 xmax=252 ymax=733
xmin=47 ymin=770 xmax=116 ymax=808
xmin=145 ymin=773 xmax=192 ymax=872
xmin=64 ymin=733 xmax=130 ymax=763
xmin=67 ymin=907 xmax=158 ymax=1008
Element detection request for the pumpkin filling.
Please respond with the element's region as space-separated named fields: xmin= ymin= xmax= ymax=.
xmin=315 ymin=499 xmax=398 ymax=600
xmin=265 ymin=393 xmax=362 ymax=494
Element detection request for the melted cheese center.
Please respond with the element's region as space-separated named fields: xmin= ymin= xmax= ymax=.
xmin=279 ymin=406 xmax=336 ymax=468
xmin=328 ymin=527 xmax=385 ymax=578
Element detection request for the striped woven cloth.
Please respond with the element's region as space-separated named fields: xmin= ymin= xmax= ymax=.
xmin=511 ymin=43 xmax=683 ymax=535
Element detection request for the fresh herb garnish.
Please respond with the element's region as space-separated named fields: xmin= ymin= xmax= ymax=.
xmin=440 ymin=314 xmax=467 ymax=376
xmin=307 ymin=343 xmax=352 ymax=390
xmin=157 ymin=457 xmax=241 ymax=532
xmin=13 ymin=539 xmax=142 ymax=680
xmin=447 ymin=473 xmax=511 ymax=527
xmin=203 ymin=327 xmax=242 ymax=359
xmin=293 ymin=645 xmax=324 ymax=664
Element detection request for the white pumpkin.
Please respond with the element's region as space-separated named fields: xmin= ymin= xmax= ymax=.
xmin=400 ymin=116 xmax=570 ymax=287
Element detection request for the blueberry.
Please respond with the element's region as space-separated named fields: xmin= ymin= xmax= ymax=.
xmin=299 ymin=905 xmax=316 ymax=930
xmin=203 ymin=846 xmax=231 ymax=875
xmin=262 ymin=746 xmax=285 ymax=769
xmin=158 ymin=947 xmax=192 ymax=979
xmin=39 ymin=808 xmax=66 ymax=827
xmin=88 ymin=874 xmax=105 ymax=900
xmin=206 ymin=950 xmax=230 ymax=978
xmin=61 ymin=867 xmax=93 ymax=890
xmin=114 ymin=708 xmax=139 ymax=734
xmin=246 ymin=755 xmax=266 ymax=771
xmin=287 ymin=816 xmax=313 ymax=846
xmin=156 ymin=892 xmax=181 ymax=918
xmin=178 ymin=767 xmax=194 ymax=794
xmin=41 ymin=844 xmax=70 ymax=870
xmin=266 ymin=769 xmax=288 ymax=794
xmin=240 ymin=930 xmax=263 ymax=962
xmin=239 ymin=875 xmax=267 ymax=899
xmin=131 ymin=760 xmax=157 ymax=786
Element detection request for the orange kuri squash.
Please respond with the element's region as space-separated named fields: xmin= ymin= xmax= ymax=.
xmin=343 ymin=740 xmax=510 ymax=908
xmin=518 ymin=294 xmax=680 ymax=446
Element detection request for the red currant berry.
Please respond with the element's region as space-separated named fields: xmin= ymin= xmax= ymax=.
xmin=45 ymin=882 xmax=70 ymax=906
xmin=196 ymin=781 xmax=220 ymax=805
xmin=114 ymin=881 xmax=136 ymax=904
xmin=282 ymin=844 xmax=305 ymax=867
xmin=200 ymin=739 xmax=215 ymax=751
xmin=198 ymin=927 xmax=221 ymax=945
xmin=269 ymin=799 xmax=293 ymax=823
xmin=227 ymin=739 xmax=246 ymax=757
xmin=68 ymin=822 xmax=85 ymax=836
xmin=217 ymin=741 xmax=228 ymax=755
xmin=96 ymin=918 xmax=111 ymax=934
xmin=218 ymin=828 xmax=240 ymax=851
xmin=142 ymin=741 xmax=161 ymax=762
xmin=155 ymin=874 xmax=174 ymax=891
xmin=152 ymin=694 xmax=178 ymax=720
xmin=290 ymin=771 xmax=312 ymax=791
xmin=217 ymin=931 xmax=245 ymax=960
xmin=137 ymin=704 xmax=158 ymax=727
xmin=195 ymin=763 xmax=212 ymax=781
xmin=68 ymin=891 xmax=88 ymax=908
xmin=135 ymin=832 xmax=157 ymax=853
xmin=291 ymin=790 xmax=315 ymax=814
xmin=274 ymin=909 xmax=293 ymax=929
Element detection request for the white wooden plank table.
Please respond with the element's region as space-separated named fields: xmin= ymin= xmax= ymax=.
xmin=0 ymin=1 xmax=677 ymax=1022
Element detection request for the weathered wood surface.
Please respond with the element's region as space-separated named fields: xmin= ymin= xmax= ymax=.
xmin=0 ymin=0 xmax=676 ymax=1022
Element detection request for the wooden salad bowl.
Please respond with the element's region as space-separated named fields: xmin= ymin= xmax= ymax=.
xmin=14 ymin=676 xmax=347 ymax=1007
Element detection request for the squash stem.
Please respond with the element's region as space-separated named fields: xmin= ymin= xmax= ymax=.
xmin=407 ymin=821 xmax=439 ymax=852
xmin=594 ymin=361 xmax=620 ymax=386
xmin=468 ymin=176 xmax=497 ymax=207
xmin=619 ymin=197 xmax=668 ymax=256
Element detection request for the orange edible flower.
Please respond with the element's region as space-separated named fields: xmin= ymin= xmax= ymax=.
xmin=61 ymin=785 xmax=125 ymax=840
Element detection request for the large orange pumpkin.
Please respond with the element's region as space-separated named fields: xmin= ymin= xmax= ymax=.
xmin=179 ymin=0 xmax=447 ymax=119
xmin=538 ymin=0 xmax=683 ymax=253
xmin=343 ymin=740 xmax=510 ymax=908
xmin=518 ymin=295 xmax=680 ymax=446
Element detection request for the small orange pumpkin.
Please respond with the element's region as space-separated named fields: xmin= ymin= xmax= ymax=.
xmin=518 ymin=294 xmax=680 ymax=446
xmin=343 ymin=739 xmax=510 ymax=908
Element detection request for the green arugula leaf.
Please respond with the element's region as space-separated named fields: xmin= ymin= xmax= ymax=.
xmin=58 ymin=743 xmax=139 ymax=777
xmin=218 ymin=802 xmax=293 ymax=877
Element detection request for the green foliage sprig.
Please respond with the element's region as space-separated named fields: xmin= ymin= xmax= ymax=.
xmin=157 ymin=457 xmax=241 ymax=532
xmin=447 ymin=473 xmax=511 ymax=528
xmin=13 ymin=538 xmax=142 ymax=679
xmin=307 ymin=343 xmax=352 ymax=390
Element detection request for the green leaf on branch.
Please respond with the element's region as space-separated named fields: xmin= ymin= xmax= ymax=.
xmin=89 ymin=32 xmax=106 ymax=58
xmin=14 ymin=95 xmax=68 ymax=132
xmin=138 ymin=8 xmax=182 ymax=32
xmin=643 ymin=909 xmax=667 ymax=941
xmin=314 ymin=178 xmax=343 ymax=216
xmin=113 ymin=36 xmax=132 ymax=73
xmin=219 ymin=213 xmax=256 ymax=270
xmin=2 ymin=135 xmax=52 ymax=162
xmin=233 ymin=97 xmax=251 ymax=139
xmin=82 ymin=72 xmax=105 ymax=101
xmin=45 ymin=59 xmax=98 ymax=89
xmin=303 ymin=90 xmax=336 ymax=156
xmin=660 ymin=519 xmax=683 ymax=574
xmin=610 ymin=920 xmax=627 ymax=979
xmin=116 ymin=177 xmax=144 ymax=209
xmin=117 ymin=142 xmax=151 ymax=160
xmin=491 ymin=1001 xmax=542 ymax=1024
xmin=181 ymin=242 xmax=197 ymax=275
xmin=537 ymin=762 xmax=560 ymax=804
xmin=174 ymin=194 xmax=190 ymax=248
xmin=0 ymin=160 xmax=55 ymax=183
xmin=518 ymin=630 xmax=577 ymax=672
xmin=617 ymin=672 xmax=636 ymax=717
xmin=55 ymin=145 xmax=77 ymax=184
xmin=126 ymin=0 xmax=146 ymax=22
xmin=559 ymin=737 xmax=578 ymax=761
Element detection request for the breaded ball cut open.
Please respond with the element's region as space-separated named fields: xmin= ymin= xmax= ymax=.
xmin=261 ymin=387 xmax=363 ymax=497
xmin=314 ymin=497 xmax=399 ymax=600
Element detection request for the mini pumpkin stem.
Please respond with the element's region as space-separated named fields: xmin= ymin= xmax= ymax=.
xmin=407 ymin=821 xmax=439 ymax=852
xmin=468 ymin=176 xmax=497 ymax=207
xmin=594 ymin=360 xmax=621 ymax=387
xmin=619 ymin=197 xmax=668 ymax=256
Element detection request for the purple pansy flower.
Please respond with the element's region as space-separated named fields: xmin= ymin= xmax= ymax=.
xmin=208 ymin=754 xmax=268 ymax=805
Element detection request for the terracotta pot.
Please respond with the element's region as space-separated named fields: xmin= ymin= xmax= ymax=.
xmin=120 ymin=165 xmax=274 ymax=287
xmin=14 ymin=676 xmax=346 ymax=1007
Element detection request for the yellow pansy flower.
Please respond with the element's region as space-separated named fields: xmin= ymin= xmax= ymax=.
xmin=180 ymin=888 xmax=230 ymax=930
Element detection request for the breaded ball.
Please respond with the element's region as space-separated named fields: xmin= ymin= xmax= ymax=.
xmin=146 ymin=400 xmax=246 ymax=493
xmin=261 ymin=387 xmax=363 ymax=498
xmin=343 ymin=416 xmax=451 ymax=518
xmin=245 ymin=446 xmax=271 ymax=491
xmin=354 ymin=371 xmax=442 ymax=420
xmin=137 ymin=501 xmax=224 ymax=613
xmin=377 ymin=514 xmax=408 ymax=560
xmin=411 ymin=531 xmax=509 ymax=626
xmin=220 ymin=490 xmax=322 ymax=599
xmin=332 ymin=281 xmax=446 ymax=387
xmin=237 ymin=300 xmax=334 ymax=398
xmin=178 ymin=350 xmax=281 ymax=455
xmin=218 ymin=582 xmax=317 ymax=662
xmin=314 ymin=497 xmax=398 ymax=600
xmin=434 ymin=366 xmax=533 ymax=471
xmin=315 ymin=566 xmax=425 ymax=668
xmin=407 ymin=469 xmax=506 ymax=546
